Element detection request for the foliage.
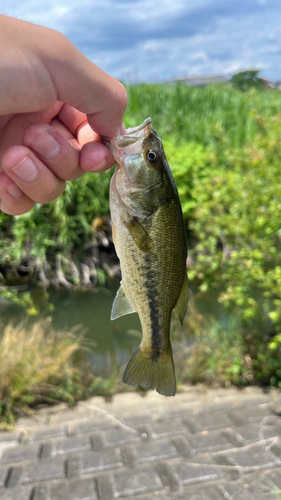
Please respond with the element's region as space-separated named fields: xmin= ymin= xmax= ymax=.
xmin=184 ymin=315 xmax=253 ymax=386
xmin=230 ymin=70 xmax=265 ymax=92
xmin=169 ymin=105 xmax=281 ymax=385
xmin=125 ymin=83 xmax=281 ymax=147
xmin=2 ymin=83 xmax=281 ymax=391
xmin=0 ymin=318 xmax=84 ymax=423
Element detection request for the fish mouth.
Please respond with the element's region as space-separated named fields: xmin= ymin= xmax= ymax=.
xmin=100 ymin=117 xmax=152 ymax=150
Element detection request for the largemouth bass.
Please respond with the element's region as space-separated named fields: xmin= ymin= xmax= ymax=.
xmin=101 ymin=118 xmax=188 ymax=396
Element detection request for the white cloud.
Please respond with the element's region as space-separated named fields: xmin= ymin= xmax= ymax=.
xmin=0 ymin=0 xmax=280 ymax=81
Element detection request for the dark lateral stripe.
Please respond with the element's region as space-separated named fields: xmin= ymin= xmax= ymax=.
xmin=144 ymin=254 xmax=161 ymax=360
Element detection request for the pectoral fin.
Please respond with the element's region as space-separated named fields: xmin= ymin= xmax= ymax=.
xmin=174 ymin=273 xmax=189 ymax=325
xmin=111 ymin=282 xmax=136 ymax=320
xmin=125 ymin=217 xmax=154 ymax=252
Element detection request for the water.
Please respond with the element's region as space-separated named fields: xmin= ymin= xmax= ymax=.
xmin=50 ymin=286 xmax=142 ymax=377
xmin=3 ymin=284 xmax=226 ymax=379
xmin=49 ymin=284 xmax=227 ymax=378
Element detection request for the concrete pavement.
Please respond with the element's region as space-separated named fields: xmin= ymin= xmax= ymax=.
xmin=0 ymin=386 xmax=281 ymax=499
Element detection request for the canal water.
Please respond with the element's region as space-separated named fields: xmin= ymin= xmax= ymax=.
xmin=3 ymin=284 xmax=227 ymax=379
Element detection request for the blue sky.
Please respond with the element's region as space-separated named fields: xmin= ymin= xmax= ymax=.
xmin=1 ymin=0 xmax=280 ymax=83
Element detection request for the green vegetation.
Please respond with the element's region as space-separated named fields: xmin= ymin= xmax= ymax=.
xmin=0 ymin=319 xmax=82 ymax=425
xmin=1 ymin=82 xmax=281 ymax=418
xmin=230 ymin=70 xmax=265 ymax=92
xmin=0 ymin=319 xmax=122 ymax=425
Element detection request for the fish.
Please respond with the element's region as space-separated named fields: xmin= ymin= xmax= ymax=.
xmin=100 ymin=118 xmax=188 ymax=396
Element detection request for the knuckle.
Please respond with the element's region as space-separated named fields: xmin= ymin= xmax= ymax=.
xmin=115 ymin=82 xmax=128 ymax=113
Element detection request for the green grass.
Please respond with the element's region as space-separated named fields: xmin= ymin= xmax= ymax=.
xmin=125 ymin=83 xmax=281 ymax=148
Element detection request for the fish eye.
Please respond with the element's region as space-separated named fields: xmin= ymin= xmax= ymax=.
xmin=145 ymin=149 xmax=159 ymax=164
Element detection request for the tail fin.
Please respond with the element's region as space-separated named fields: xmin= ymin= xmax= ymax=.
xmin=123 ymin=346 xmax=176 ymax=396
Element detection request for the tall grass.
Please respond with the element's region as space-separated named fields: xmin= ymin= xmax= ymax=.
xmin=125 ymin=83 xmax=281 ymax=148
xmin=0 ymin=319 xmax=83 ymax=423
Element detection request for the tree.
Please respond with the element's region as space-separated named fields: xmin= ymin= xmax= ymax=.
xmin=230 ymin=70 xmax=265 ymax=92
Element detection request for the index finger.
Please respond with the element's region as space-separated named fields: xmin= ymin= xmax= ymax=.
xmin=0 ymin=16 xmax=127 ymax=138
xmin=43 ymin=35 xmax=128 ymax=138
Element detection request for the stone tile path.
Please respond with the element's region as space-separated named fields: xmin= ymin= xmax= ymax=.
xmin=0 ymin=386 xmax=281 ymax=499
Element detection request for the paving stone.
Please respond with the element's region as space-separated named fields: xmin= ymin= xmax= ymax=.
xmin=121 ymin=413 xmax=152 ymax=426
xmin=221 ymin=428 xmax=245 ymax=448
xmin=112 ymin=467 xmax=163 ymax=497
xmin=0 ymin=441 xmax=19 ymax=462
xmin=173 ymin=485 xmax=224 ymax=500
xmin=214 ymin=441 xmax=281 ymax=472
xmin=49 ymin=410 xmax=90 ymax=425
xmin=195 ymin=411 xmax=234 ymax=431
xmin=268 ymin=439 xmax=281 ymax=458
xmin=149 ymin=419 xmax=189 ymax=438
xmin=186 ymin=430 xmax=232 ymax=453
xmin=92 ymin=433 xmax=107 ymax=453
xmin=246 ymin=395 xmax=273 ymax=406
xmin=34 ymin=478 xmax=98 ymax=500
xmin=171 ymin=436 xmax=193 ymax=458
xmin=15 ymin=416 xmax=47 ymax=428
xmin=120 ymin=444 xmax=137 ymax=467
xmin=0 ymin=387 xmax=280 ymax=500
xmin=163 ymin=406 xmax=197 ymax=419
xmin=68 ymin=419 xmax=112 ymax=435
xmin=229 ymin=405 xmax=273 ymax=426
xmin=82 ymin=448 xmax=123 ymax=474
xmin=68 ymin=448 xmax=124 ymax=477
xmin=156 ymin=462 xmax=179 ymax=490
xmin=200 ymin=400 xmax=237 ymax=412
xmin=6 ymin=465 xmax=22 ymax=487
xmin=233 ymin=422 xmax=279 ymax=445
xmin=20 ymin=456 xmax=66 ymax=484
xmin=32 ymin=426 xmax=66 ymax=441
xmin=182 ymin=416 xmax=202 ymax=434
xmin=0 ymin=432 xmax=22 ymax=443
xmin=101 ymin=427 xmax=140 ymax=448
xmin=0 ymin=466 xmax=9 ymax=486
xmin=218 ymin=481 xmax=277 ymax=500
xmin=96 ymin=474 xmax=115 ymax=500
xmin=132 ymin=439 xmax=179 ymax=463
xmin=48 ymin=435 xmax=92 ymax=456
xmin=0 ymin=443 xmax=40 ymax=464
xmin=170 ymin=456 xmax=224 ymax=486
xmin=0 ymin=485 xmax=34 ymax=500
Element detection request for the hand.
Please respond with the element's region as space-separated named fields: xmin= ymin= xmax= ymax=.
xmin=0 ymin=15 xmax=127 ymax=215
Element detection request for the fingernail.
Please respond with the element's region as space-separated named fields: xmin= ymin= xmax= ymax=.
xmin=12 ymin=156 xmax=38 ymax=182
xmin=30 ymin=133 xmax=60 ymax=159
xmin=120 ymin=123 xmax=127 ymax=135
xmin=7 ymin=184 xmax=23 ymax=198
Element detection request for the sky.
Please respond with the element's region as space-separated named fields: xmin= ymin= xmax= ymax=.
xmin=1 ymin=0 xmax=280 ymax=83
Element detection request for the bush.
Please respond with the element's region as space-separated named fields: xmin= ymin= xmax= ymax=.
xmin=169 ymin=110 xmax=281 ymax=386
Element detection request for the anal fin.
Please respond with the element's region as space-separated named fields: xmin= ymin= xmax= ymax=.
xmin=111 ymin=282 xmax=136 ymax=320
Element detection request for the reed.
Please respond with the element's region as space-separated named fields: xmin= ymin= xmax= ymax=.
xmin=125 ymin=83 xmax=281 ymax=148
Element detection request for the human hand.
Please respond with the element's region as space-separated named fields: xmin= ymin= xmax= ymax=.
xmin=0 ymin=15 xmax=127 ymax=215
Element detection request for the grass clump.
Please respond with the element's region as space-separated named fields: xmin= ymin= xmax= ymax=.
xmin=0 ymin=319 xmax=83 ymax=424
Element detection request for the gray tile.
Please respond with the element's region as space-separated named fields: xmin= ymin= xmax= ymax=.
xmin=20 ymin=457 xmax=65 ymax=484
xmin=112 ymin=467 xmax=163 ymax=497
xmin=34 ymin=479 xmax=98 ymax=500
